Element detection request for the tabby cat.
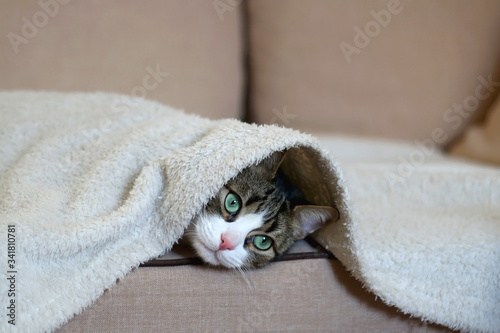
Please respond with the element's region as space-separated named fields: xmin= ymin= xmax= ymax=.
xmin=188 ymin=151 xmax=337 ymax=269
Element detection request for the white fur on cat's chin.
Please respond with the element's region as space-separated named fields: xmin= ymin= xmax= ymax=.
xmin=190 ymin=212 xmax=265 ymax=268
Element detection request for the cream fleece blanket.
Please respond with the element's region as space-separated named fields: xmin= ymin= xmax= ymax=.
xmin=0 ymin=92 xmax=498 ymax=333
xmin=0 ymin=91 xmax=347 ymax=332
xmin=315 ymin=136 xmax=500 ymax=333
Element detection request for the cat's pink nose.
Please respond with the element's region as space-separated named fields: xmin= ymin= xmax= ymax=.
xmin=218 ymin=231 xmax=240 ymax=251
xmin=218 ymin=238 xmax=234 ymax=251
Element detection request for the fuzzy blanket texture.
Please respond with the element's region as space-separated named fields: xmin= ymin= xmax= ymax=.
xmin=0 ymin=91 xmax=499 ymax=333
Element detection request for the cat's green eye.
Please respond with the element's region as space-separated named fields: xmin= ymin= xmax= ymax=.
xmin=252 ymin=235 xmax=273 ymax=251
xmin=224 ymin=192 xmax=242 ymax=214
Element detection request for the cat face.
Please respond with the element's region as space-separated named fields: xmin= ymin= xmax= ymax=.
xmin=189 ymin=152 xmax=337 ymax=269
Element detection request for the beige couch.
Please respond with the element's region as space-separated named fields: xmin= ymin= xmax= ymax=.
xmin=1 ymin=1 xmax=499 ymax=332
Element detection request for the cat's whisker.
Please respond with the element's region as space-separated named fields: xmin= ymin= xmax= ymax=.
xmin=182 ymin=229 xmax=195 ymax=237
xmin=235 ymin=266 xmax=254 ymax=290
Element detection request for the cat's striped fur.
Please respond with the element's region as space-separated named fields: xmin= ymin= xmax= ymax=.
xmin=189 ymin=151 xmax=337 ymax=268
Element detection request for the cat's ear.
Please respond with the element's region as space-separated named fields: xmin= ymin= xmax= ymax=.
xmin=292 ymin=205 xmax=339 ymax=240
xmin=256 ymin=150 xmax=287 ymax=181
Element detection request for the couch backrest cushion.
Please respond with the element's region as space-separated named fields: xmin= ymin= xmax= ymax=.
xmin=247 ymin=0 xmax=500 ymax=146
xmin=450 ymin=92 xmax=500 ymax=165
xmin=0 ymin=1 xmax=244 ymax=119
